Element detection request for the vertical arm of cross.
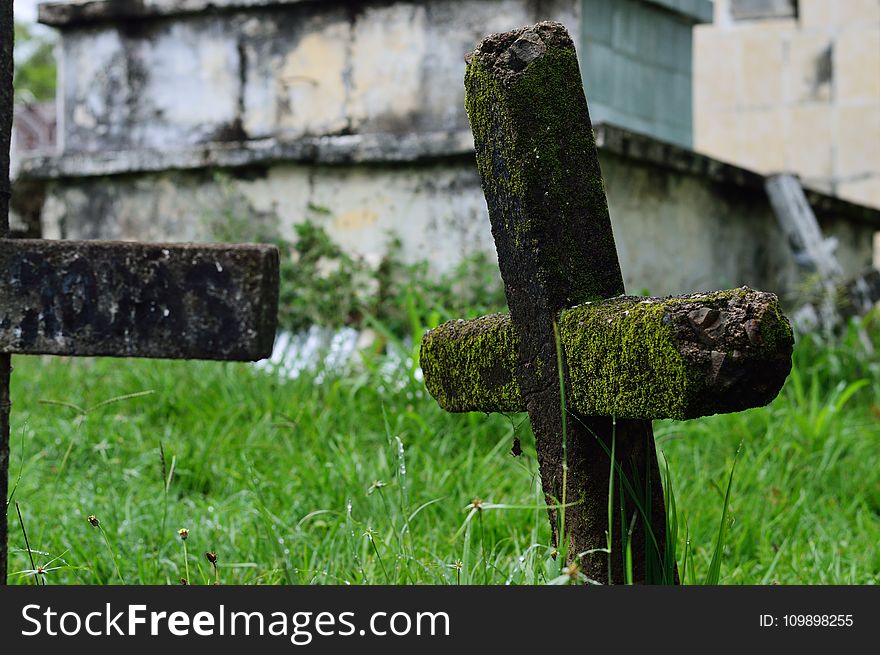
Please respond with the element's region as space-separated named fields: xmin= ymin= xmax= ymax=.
xmin=464 ymin=22 xmax=671 ymax=583
xmin=1 ymin=0 xmax=15 ymax=585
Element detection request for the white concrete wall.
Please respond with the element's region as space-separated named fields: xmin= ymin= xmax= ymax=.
xmin=56 ymin=0 xmax=579 ymax=154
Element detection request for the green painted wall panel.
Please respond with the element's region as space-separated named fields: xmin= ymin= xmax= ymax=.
xmin=581 ymin=0 xmax=701 ymax=147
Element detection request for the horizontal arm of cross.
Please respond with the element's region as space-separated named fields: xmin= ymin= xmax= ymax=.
xmin=0 ymin=239 xmax=279 ymax=361
xmin=420 ymin=287 xmax=793 ymax=421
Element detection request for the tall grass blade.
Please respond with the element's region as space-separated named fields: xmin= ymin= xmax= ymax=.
xmin=704 ymin=444 xmax=741 ymax=585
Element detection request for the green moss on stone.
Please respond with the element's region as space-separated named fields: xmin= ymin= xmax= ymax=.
xmin=759 ymin=298 xmax=794 ymax=352
xmin=422 ymin=288 xmax=792 ymax=420
xmin=559 ymin=298 xmax=693 ymax=420
xmin=465 ymin=36 xmax=623 ymax=305
xmin=419 ymin=313 xmax=524 ymax=413
xmin=559 ymin=289 xmax=793 ymax=420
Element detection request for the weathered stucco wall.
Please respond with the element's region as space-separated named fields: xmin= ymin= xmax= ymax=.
xmin=40 ymin=0 xmax=708 ymax=155
xmin=601 ymin=153 xmax=873 ymax=298
xmin=52 ymin=0 xmax=578 ymax=155
xmin=38 ymin=161 xmax=496 ymax=273
xmin=34 ymin=123 xmax=879 ymax=301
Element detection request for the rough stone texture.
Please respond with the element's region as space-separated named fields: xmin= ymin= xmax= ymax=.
xmin=421 ymin=289 xmax=793 ymax=420
xmin=465 ymin=21 xmax=669 ymax=584
xmin=421 ymin=313 xmax=522 ymax=414
xmin=561 ymin=289 xmax=792 ymax=419
xmin=0 ymin=239 xmax=279 ymax=361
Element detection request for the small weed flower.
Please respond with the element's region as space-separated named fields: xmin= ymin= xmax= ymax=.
xmin=178 ymin=529 xmax=191 ymax=582
xmin=449 ymin=560 xmax=463 ymax=585
xmin=14 ymin=553 xmax=71 ymax=582
xmin=367 ymin=480 xmax=387 ymax=495
xmin=86 ymin=515 xmax=124 ymax=583
xmin=206 ymin=551 xmax=220 ymax=585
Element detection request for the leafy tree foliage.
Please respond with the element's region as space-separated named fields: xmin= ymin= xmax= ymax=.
xmin=13 ymin=20 xmax=56 ymax=103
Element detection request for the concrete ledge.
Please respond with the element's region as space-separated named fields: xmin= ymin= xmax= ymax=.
xmin=18 ymin=122 xmax=880 ymax=230
xmin=16 ymin=130 xmax=478 ymax=178
xmin=595 ymin=122 xmax=764 ymax=188
xmin=593 ymin=123 xmax=880 ymax=229
xmin=38 ymin=0 xmax=314 ymax=27
xmin=729 ymin=0 xmax=798 ymax=21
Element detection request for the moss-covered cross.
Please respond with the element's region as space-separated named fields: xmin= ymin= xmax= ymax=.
xmin=419 ymin=22 xmax=794 ymax=585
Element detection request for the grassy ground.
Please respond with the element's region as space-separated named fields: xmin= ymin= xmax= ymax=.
xmin=5 ymin=320 xmax=880 ymax=585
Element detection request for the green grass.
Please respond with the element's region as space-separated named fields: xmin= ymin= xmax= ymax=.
xmin=5 ymin=320 xmax=880 ymax=585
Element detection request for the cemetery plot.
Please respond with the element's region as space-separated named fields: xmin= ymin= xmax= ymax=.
xmin=0 ymin=6 xmax=799 ymax=585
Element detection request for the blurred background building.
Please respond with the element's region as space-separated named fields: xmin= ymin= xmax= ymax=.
xmin=696 ymin=0 xmax=880 ymax=209
xmin=9 ymin=0 xmax=880 ymax=301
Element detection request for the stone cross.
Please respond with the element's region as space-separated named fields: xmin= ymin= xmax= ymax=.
xmin=0 ymin=2 xmax=279 ymax=583
xmin=420 ymin=22 xmax=794 ymax=584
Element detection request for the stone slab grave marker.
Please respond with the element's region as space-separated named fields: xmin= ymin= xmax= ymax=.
xmin=420 ymin=22 xmax=794 ymax=584
xmin=0 ymin=2 xmax=280 ymax=583
xmin=766 ymin=173 xmax=880 ymax=333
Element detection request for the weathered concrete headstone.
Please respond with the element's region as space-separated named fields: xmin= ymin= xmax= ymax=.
xmin=766 ymin=173 xmax=880 ymax=332
xmin=766 ymin=174 xmax=843 ymax=282
xmin=764 ymin=173 xmax=880 ymax=334
xmin=0 ymin=1 xmax=280 ymax=583
xmin=420 ymin=22 xmax=794 ymax=584
xmin=766 ymin=173 xmax=841 ymax=330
